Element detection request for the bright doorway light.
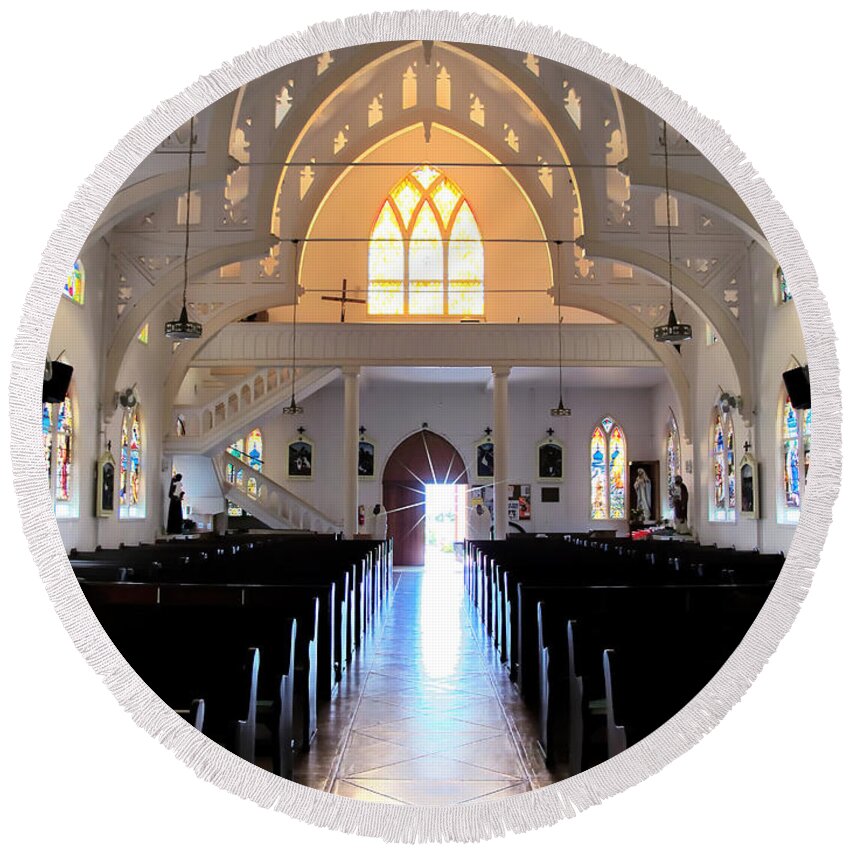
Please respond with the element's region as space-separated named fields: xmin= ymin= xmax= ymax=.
xmin=423 ymin=483 xmax=467 ymax=568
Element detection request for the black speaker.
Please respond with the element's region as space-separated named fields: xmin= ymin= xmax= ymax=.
xmin=43 ymin=361 xmax=74 ymax=403
xmin=782 ymin=365 xmax=810 ymax=410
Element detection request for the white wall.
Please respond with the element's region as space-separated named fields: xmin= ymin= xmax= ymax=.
xmin=48 ymin=240 xmax=108 ymax=552
xmin=253 ymin=374 xmax=660 ymax=534
xmin=48 ymin=244 xmax=177 ymax=552
xmin=669 ymin=244 xmax=807 ymax=554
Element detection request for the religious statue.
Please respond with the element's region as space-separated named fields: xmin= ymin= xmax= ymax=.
xmin=672 ymin=474 xmax=689 ymax=533
xmin=372 ymin=504 xmax=388 ymax=541
xmin=633 ymin=467 xmax=652 ymax=521
xmin=167 ymin=473 xmax=185 ymax=534
xmin=468 ymin=502 xmax=492 ymax=540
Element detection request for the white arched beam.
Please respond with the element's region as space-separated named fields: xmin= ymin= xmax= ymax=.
xmin=251 ymin=42 xmax=415 ymax=229
xmin=102 ymin=234 xmax=279 ymax=417
xmin=578 ymin=235 xmax=753 ymax=426
xmin=617 ymin=92 xmax=767 ymax=249
xmin=88 ymin=91 xmax=241 ymax=243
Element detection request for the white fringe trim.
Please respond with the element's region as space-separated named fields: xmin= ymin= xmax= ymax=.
xmin=6 ymin=10 xmax=841 ymax=843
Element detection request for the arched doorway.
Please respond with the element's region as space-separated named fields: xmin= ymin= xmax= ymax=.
xmin=382 ymin=430 xmax=468 ymax=566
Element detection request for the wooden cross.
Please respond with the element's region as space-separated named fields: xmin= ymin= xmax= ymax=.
xmin=321 ymin=278 xmax=366 ymax=323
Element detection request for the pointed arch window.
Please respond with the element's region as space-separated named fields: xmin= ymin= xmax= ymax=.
xmin=776 ymin=266 xmax=792 ymax=304
xmin=710 ymin=406 xmax=736 ymax=521
xmin=55 ymin=397 xmax=74 ymax=503
xmin=246 ymin=428 xmax=263 ymax=470
xmin=42 ymin=403 xmax=53 ymax=482
xmin=664 ymin=414 xmax=681 ymax=519
xmin=63 ymin=259 xmax=85 ymax=305
xmin=42 ymin=395 xmax=79 ymax=517
xmin=368 ymin=166 xmax=484 ymax=316
xmin=590 ymin=416 xmax=627 ymax=519
xmin=781 ymin=394 xmax=812 ymax=521
xmin=119 ymin=407 xmax=143 ymax=518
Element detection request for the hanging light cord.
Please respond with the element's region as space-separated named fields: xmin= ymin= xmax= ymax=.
xmin=663 ymin=120 xmax=675 ymax=313
xmin=555 ymin=240 xmax=565 ymax=404
xmin=289 ymin=239 xmax=300 ymax=402
xmin=181 ymin=117 xmax=195 ymax=312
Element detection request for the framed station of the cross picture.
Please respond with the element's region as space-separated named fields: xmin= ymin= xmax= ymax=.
xmin=9 ymin=11 xmax=839 ymax=843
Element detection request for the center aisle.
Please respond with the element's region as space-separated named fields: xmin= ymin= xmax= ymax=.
xmin=311 ymin=561 xmax=557 ymax=805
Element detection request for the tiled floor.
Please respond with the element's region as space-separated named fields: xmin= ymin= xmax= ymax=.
xmin=293 ymin=559 xmax=560 ymax=805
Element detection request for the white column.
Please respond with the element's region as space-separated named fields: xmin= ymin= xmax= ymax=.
xmin=492 ymin=366 xmax=511 ymax=540
xmin=342 ymin=366 xmax=360 ymax=539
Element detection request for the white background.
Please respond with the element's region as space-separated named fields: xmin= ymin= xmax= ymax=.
xmin=1 ymin=2 xmax=847 ymax=846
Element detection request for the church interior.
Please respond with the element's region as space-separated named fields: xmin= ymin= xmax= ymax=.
xmin=45 ymin=40 xmax=810 ymax=804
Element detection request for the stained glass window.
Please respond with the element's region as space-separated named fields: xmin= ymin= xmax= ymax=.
xmin=228 ymin=438 xmax=245 ymax=463
xmin=247 ymin=477 xmax=259 ymax=499
xmin=608 ymin=426 xmax=626 ymax=519
xmin=590 ymin=417 xmax=627 ymax=519
xmin=246 ymin=428 xmax=263 ymax=471
xmin=226 ymin=462 xmax=236 ymax=484
xmin=55 ymin=397 xmax=73 ymax=502
xmin=368 ymin=167 xmax=484 ymax=316
xmin=42 ymin=403 xmax=53 ymax=481
xmin=137 ymin=324 xmax=149 ymax=344
xmin=665 ymin=416 xmax=681 ymax=519
xmin=777 ymin=266 xmax=792 ymax=304
xmin=227 ymin=499 xmax=244 ymax=517
xmin=119 ymin=408 xmax=143 ymax=517
xmin=590 ymin=426 xmax=607 ymax=519
xmin=63 ymin=260 xmax=84 ymax=304
xmin=710 ymin=406 xmax=735 ymax=521
xmin=782 ymin=395 xmax=812 ymax=520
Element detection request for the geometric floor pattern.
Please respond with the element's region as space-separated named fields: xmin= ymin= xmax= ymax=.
xmin=319 ymin=563 xmax=555 ymax=805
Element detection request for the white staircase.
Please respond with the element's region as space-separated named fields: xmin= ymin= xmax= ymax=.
xmin=166 ymin=366 xmax=339 ymax=456
xmin=214 ymin=452 xmax=341 ymax=534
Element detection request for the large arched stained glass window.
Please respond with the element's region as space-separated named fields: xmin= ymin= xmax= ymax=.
xmin=590 ymin=416 xmax=627 ymax=519
xmin=55 ymin=396 xmax=73 ymax=502
xmin=227 ymin=438 xmax=245 ymax=463
xmin=368 ymin=166 xmax=484 ymax=316
xmin=63 ymin=259 xmax=85 ymax=305
xmin=710 ymin=406 xmax=736 ymax=521
xmin=781 ymin=394 xmax=812 ymax=519
xmin=119 ymin=407 xmax=143 ymax=517
xmin=664 ymin=415 xmax=681 ymax=519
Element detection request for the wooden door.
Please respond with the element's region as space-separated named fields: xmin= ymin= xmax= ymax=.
xmin=382 ymin=430 xmax=468 ymax=566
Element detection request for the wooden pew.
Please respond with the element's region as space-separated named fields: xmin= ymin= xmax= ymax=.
xmin=602 ymin=619 xmax=749 ymax=759
xmin=82 ymin=582 xmax=260 ymax=763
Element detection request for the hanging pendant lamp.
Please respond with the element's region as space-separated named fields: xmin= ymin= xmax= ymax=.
xmin=283 ymin=239 xmax=304 ymax=415
xmin=165 ymin=117 xmax=203 ymax=341
xmin=550 ymin=240 xmax=572 ymax=417
xmin=653 ymin=120 xmax=692 ymax=345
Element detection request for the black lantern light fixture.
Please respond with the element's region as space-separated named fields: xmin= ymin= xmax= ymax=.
xmin=165 ymin=116 xmax=203 ymax=341
xmin=653 ymin=121 xmax=692 ymax=346
xmin=283 ymin=239 xmax=304 ymax=415
xmin=551 ymin=240 xmax=572 ymax=417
